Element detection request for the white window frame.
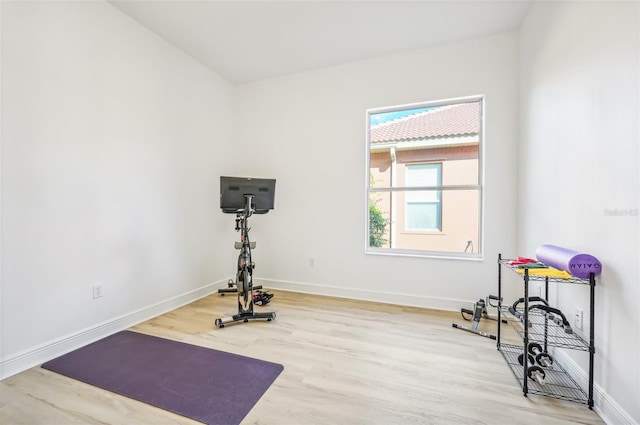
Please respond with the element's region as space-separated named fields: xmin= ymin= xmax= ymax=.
xmin=365 ymin=95 xmax=484 ymax=260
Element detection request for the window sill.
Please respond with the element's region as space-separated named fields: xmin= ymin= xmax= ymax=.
xmin=365 ymin=247 xmax=483 ymax=261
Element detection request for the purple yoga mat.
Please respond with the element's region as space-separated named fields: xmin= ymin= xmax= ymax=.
xmin=535 ymin=244 xmax=602 ymax=279
xmin=41 ymin=331 xmax=284 ymax=425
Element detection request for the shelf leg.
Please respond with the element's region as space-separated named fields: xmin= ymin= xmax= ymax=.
xmin=543 ymin=277 xmax=549 ymax=353
xmin=523 ymin=268 xmax=529 ymax=396
xmin=497 ymin=253 xmax=502 ymax=349
xmin=588 ymin=272 xmax=595 ymax=409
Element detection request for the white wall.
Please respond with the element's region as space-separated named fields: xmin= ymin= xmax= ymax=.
xmin=0 ymin=1 xmax=233 ymax=376
xmin=232 ymin=32 xmax=519 ymax=310
xmin=519 ymin=2 xmax=639 ymax=424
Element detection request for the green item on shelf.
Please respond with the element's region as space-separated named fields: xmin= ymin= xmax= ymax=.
xmin=517 ymin=262 xmax=549 ymax=269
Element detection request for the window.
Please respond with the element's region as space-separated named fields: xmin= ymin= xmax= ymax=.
xmin=405 ymin=164 xmax=442 ymax=231
xmin=366 ymin=97 xmax=483 ymax=258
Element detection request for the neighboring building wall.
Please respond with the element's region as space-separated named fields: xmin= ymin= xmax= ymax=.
xmin=369 ymin=145 xmax=479 ymax=252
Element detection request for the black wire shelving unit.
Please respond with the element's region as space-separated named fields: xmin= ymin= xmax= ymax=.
xmin=496 ymin=254 xmax=596 ymax=409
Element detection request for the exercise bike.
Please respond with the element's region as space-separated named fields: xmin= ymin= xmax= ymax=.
xmin=214 ymin=176 xmax=277 ymax=328
xmin=452 ymin=295 xmax=505 ymax=340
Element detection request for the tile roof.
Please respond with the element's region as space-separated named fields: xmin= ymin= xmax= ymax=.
xmin=371 ymin=102 xmax=480 ymax=143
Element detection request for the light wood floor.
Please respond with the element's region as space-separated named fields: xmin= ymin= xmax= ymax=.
xmin=1 ymin=290 xmax=604 ymax=424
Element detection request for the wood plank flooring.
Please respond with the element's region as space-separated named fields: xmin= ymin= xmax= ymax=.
xmin=0 ymin=290 xmax=604 ymax=424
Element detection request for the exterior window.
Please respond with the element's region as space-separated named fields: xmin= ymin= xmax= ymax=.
xmin=366 ymin=97 xmax=483 ymax=258
xmin=405 ymin=164 xmax=442 ymax=231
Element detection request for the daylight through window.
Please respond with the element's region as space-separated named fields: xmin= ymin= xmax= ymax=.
xmin=366 ymin=97 xmax=483 ymax=258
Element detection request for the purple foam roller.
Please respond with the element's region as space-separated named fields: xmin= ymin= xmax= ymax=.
xmin=535 ymin=244 xmax=602 ymax=279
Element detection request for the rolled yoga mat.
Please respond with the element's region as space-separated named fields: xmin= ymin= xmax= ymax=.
xmin=535 ymin=244 xmax=602 ymax=279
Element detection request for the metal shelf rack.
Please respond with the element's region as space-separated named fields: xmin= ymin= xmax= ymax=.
xmin=496 ymin=253 xmax=596 ymax=408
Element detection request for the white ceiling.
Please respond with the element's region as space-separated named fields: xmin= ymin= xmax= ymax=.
xmin=109 ymin=0 xmax=532 ymax=85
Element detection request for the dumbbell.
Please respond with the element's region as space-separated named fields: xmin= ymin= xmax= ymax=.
xmin=518 ymin=352 xmax=546 ymax=385
xmin=511 ymin=296 xmax=549 ymax=310
xmin=508 ymin=306 xmax=532 ymax=327
xmin=543 ymin=312 xmax=562 ymax=326
xmin=509 ymin=296 xmax=549 ymax=326
xmin=528 ymin=305 xmax=573 ymax=334
xmin=528 ymin=342 xmax=554 ymax=368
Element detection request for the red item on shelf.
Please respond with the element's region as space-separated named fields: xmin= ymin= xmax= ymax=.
xmin=505 ymin=256 xmax=538 ymax=266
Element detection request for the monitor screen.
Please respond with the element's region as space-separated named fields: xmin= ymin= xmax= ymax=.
xmin=220 ymin=176 xmax=276 ymax=213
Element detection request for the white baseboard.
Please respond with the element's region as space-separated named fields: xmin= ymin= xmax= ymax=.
xmin=0 ymin=279 xmax=227 ymax=381
xmin=552 ymin=349 xmax=638 ymax=425
xmin=257 ymin=277 xmax=470 ymax=312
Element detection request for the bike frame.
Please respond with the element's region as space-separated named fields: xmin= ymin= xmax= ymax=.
xmin=235 ymin=195 xmax=255 ymax=313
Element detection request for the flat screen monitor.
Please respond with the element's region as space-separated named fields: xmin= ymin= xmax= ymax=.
xmin=220 ymin=176 xmax=276 ymax=213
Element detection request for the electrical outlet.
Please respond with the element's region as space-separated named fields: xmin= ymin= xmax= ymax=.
xmin=93 ymin=285 xmax=103 ymax=299
xmin=574 ymin=308 xmax=583 ymax=331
